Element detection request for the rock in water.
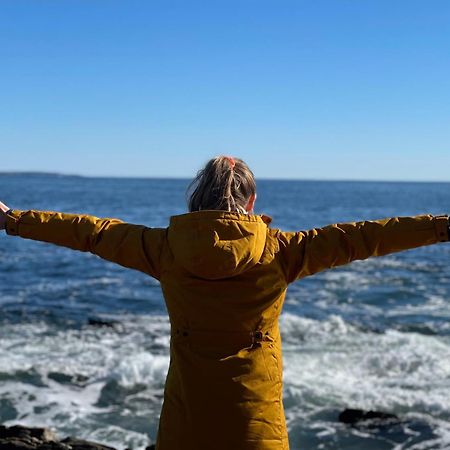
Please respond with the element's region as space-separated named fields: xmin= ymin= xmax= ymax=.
xmin=339 ymin=408 xmax=400 ymax=426
xmin=87 ymin=318 xmax=121 ymax=329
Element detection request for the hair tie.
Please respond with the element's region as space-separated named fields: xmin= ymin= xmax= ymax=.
xmin=224 ymin=156 xmax=236 ymax=170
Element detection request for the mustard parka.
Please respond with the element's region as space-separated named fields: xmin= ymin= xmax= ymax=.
xmin=4 ymin=209 xmax=450 ymax=450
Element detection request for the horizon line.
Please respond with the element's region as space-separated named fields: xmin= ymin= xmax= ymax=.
xmin=0 ymin=171 xmax=450 ymax=184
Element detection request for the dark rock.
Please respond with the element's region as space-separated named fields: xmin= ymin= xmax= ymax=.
xmin=0 ymin=426 xmax=125 ymax=450
xmin=339 ymin=408 xmax=400 ymax=426
xmin=0 ymin=426 xmax=57 ymax=442
xmin=123 ymin=447 xmax=155 ymax=450
xmin=87 ymin=319 xmax=119 ymax=329
xmin=60 ymin=437 xmax=116 ymax=450
xmin=47 ymin=373 xmax=89 ymax=387
xmin=0 ymin=425 xmax=59 ymax=450
xmin=0 ymin=370 xmax=47 ymax=388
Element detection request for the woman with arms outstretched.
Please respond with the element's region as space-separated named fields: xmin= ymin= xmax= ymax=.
xmin=1 ymin=156 xmax=449 ymax=450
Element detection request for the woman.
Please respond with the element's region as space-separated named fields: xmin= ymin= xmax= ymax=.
xmin=1 ymin=156 xmax=449 ymax=450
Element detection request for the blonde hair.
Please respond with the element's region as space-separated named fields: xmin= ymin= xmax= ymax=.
xmin=187 ymin=156 xmax=256 ymax=213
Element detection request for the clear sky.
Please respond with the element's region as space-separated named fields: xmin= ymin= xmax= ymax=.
xmin=1 ymin=1 xmax=449 ymax=181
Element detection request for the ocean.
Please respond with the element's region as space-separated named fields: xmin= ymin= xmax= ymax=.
xmin=1 ymin=174 xmax=450 ymax=450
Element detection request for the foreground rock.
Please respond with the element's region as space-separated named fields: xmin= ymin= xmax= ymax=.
xmin=0 ymin=425 xmax=156 ymax=450
xmin=339 ymin=408 xmax=400 ymax=426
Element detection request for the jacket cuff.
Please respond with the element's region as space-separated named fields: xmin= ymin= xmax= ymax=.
xmin=5 ymin=209 xmax=22 ymax=236
xmin=434 ymin=214 xmax=449 ymax=242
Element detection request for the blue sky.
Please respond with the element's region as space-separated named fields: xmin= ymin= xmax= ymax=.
xmin=1 ymin=1 xmax=449 ymax=181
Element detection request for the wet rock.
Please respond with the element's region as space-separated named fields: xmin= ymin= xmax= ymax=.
xmin=0 ymin=425 xmax=118 ymax=450
xmin=124 ymin=447 xmax=155 ymax=450
xmin=0 ymin=425 xmax=57 ymax=441
xmin=339 ymin=408 xmax=400 ymax=426
xmin=0 ymin=370 xmax=47 ymax=388
xmin=47 ymin=372 xmax=89 ymax=387
xmin=0 ymin=425 xmax=58 ymax=450
xmin=60 ymin=437 xmax=116 ymax=450
xmin=87 ymin=318 xmax=119 ymax=329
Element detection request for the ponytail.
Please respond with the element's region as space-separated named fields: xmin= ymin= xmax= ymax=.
xmin=187 ymin=156 xmax=256 ymax=213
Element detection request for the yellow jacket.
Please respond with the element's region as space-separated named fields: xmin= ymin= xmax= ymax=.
xmin=5 ymin=209 xmax=449 ymax=450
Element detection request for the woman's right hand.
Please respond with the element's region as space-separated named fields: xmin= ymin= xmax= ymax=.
xmin=0 ymin=201 xmax=10 ymax=231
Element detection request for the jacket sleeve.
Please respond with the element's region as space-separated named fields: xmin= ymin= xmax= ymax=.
xmin=276 ymin=214 xmax=449 ymax=284
xmin=4 ymin=209 xmax=166 ymax=280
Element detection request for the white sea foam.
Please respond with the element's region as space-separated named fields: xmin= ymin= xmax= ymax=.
xmin=280 ymin=312 xmax=450 ymax=448
xmin=0 ymin=315 xmax=171 ymax=448
xmin=281 ymin=313 xmax=450 ymax=406
xmin=113 ymin=352 xmax=170 ymax=388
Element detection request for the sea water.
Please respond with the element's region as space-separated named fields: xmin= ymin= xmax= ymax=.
xmin=1 ymin=174 xmax=450 ymax=450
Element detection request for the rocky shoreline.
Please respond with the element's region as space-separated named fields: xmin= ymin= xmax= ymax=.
xmin=0 ymin=410 xmax=401 ymax=449
xmin=0 ymin=425 xmax=155 ymax=450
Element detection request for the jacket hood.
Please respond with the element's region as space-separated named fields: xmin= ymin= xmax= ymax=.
xmin=167 ymin=210 xmax=272 ymax=280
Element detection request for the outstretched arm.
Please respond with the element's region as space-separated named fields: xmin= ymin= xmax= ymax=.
xmin=0 ymin=203 xmax=166 ymax=280
xmin=276 ymin=214 xmax=450 ymax=283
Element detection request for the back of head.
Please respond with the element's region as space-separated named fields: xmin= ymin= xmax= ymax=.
xmin=187 ymin=156 xmax=256 ymax=214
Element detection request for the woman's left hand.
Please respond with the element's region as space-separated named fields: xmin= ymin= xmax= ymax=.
xmin=0 ymin=201 xmax=10 ymax=230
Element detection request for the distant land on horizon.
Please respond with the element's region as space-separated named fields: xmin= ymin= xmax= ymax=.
xmin=0 ymin=171 xmax=449 ymax=184
xmin=0 ymin=171 xmax=84 ymax=178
